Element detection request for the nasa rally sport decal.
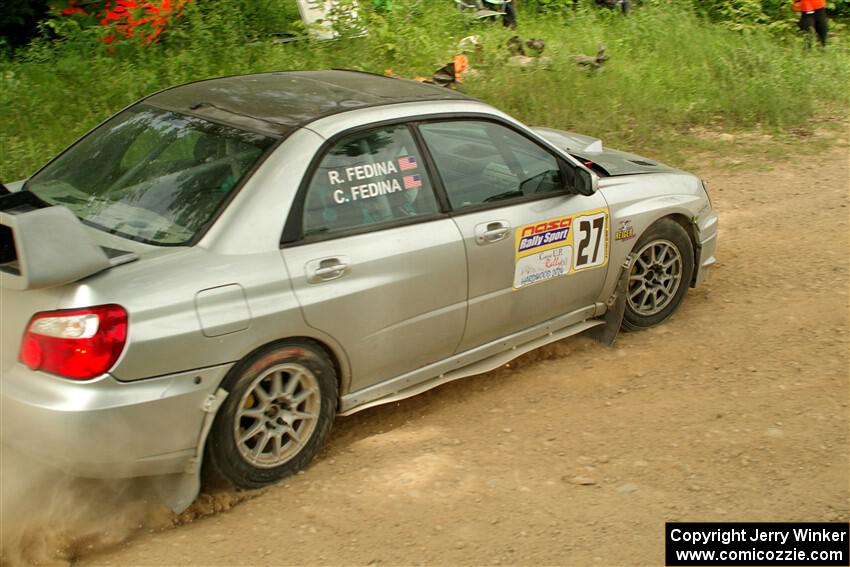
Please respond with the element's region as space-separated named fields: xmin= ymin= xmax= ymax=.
xmin=513 ymin=208 xmax=609 ymax=289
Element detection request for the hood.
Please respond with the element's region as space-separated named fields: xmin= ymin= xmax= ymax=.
xmin=532 ymin=127 xmax=679 ymax=177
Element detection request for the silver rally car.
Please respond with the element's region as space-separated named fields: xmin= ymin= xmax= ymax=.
xmin=0 ymin=70 xmax=717 ymax=510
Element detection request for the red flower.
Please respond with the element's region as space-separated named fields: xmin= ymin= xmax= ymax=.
xmin=56 ymin=0 xmax=194 ymax=47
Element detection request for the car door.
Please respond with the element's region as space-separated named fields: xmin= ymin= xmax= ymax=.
xmin=281 ymin=123 xmax=467 ymax=393
xmin=417 ymin=119 xmax=610 ymax=353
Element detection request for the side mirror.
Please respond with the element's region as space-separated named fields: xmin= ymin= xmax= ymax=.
xmin=574 ymin=166 xmax=598 ymax=196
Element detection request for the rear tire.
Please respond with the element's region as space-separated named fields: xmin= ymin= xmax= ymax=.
xmin=204 ymin=341 xmax=337 ymax=489
xmin=622 ymin=218 xmax=694 ymax=330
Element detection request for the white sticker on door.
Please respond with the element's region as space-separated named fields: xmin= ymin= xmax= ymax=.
xmin=513 ymin=208 xmax=608 ymax=289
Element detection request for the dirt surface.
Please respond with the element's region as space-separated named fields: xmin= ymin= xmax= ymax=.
xmin=5 ymin=134 xmax=850 ymax=566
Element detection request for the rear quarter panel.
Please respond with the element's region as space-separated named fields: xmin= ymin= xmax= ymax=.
xmin=90 ymin=247 xmax=308 ymax=381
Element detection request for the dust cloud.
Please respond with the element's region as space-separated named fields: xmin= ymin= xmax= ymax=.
xmin=0 ymin=442 xmax=263 ymax=566
xmin=0 ymin=443 xmax=169 ymax=566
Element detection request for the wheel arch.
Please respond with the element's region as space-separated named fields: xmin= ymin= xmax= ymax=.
xmin=620 ymin=212 xmax=696 ymax=331
xmin=662 ymin=213 xmax=700 ymax=287
xmin=625 ymin=212 xmax=699 ymax=286
xmin=220 ymin=335 xmax=349 ymax=408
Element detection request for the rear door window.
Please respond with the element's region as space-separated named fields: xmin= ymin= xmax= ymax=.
xmin=301 ymin=125 xmax=440 ymax=238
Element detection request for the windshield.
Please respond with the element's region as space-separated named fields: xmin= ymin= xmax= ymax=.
xmin=25 ymin=104 xmax=276 ymax=245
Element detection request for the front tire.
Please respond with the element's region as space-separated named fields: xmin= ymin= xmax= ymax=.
xmin=622 ymin=218 xmax=694 ymax=330
xmin=204 ymin=341 xmax=337 ymax=489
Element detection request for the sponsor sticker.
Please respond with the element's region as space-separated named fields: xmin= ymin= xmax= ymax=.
xmin=513 ymin=208 xmax=609 ymax=289
xmin=615 ymin=219 xmax=636 ymax=241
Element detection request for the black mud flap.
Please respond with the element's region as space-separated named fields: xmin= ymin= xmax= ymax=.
xmin=589 ymin=253 xmax=636 ymax=346
xmin=155 ymin=388 xmax=228 ymax=513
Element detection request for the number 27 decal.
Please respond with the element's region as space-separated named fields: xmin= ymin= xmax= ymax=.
xmin=574 ymin=212 xmax=608 ymax=270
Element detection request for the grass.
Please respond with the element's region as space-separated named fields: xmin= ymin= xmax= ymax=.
xmin=0 ymin=0 xmax=848 ymax=181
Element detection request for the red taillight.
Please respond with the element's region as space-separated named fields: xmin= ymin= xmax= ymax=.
xmin=19 ymin=304 xmax=128 ymax=380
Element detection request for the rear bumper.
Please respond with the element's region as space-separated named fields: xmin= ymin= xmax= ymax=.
xmin=0 ymin=362 xmax=232 ymax=478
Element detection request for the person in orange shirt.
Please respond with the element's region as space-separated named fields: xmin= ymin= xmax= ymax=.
xmin=793 ymin=0 xmax=828 ymax=47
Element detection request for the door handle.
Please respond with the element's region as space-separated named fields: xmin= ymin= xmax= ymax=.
xmin=307 ymin=257 xmax=350 ymax=283
xmin=475 ymin=221 xmax=511 ymax=245
xmin=314 ymin=264 xmax=348 ymax=277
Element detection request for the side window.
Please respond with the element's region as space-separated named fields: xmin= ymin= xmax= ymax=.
xmin=302 ymin=125 xmax=440 ymax=237
xmin=419 ymin=121 xmax=565 ymax=210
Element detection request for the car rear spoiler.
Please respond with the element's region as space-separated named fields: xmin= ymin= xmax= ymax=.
xmin=0 ymin=191 xmax=135 ymax=290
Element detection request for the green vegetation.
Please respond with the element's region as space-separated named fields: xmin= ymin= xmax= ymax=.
xmin=1 ymin=0 xmax=848 ymax=181
xmin=524 ymin=0 xmax=850 ymax=24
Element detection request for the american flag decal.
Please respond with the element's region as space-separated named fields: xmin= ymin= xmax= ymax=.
xmin=403 ymin=174 xmax=422 ymax=189
xmin=398 ymin=156 xmax=418 ymax=171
